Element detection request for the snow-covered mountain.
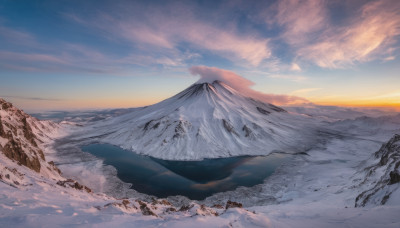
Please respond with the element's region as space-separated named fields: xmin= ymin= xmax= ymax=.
xmin=81 ymin=80 xmax=318 ymax=160
xmin=355 ymin=134 xmax=400 ymax=207
xmin=0 ymin=98 xmax=276 ymax=227
xmin=0 ymin=98 xmax=62 ymax=177
xmin=1 ymin=97 xmax=400 ymax=227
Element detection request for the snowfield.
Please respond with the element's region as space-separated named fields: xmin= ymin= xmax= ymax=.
xmin=1 ymin=88 xmax=400 ymax=227
xmin=69 ymin=81 xmax=320 ymax=160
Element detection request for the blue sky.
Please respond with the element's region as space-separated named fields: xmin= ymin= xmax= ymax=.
xmin=0 ymin=0 xmax=399 ymax=111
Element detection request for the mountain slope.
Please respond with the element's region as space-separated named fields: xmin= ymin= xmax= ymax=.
xmin=1 ymin=98 xmax=268 ymax=227
xmin=0 ymin=98 xmax=62 ymax=177
xmin=355 ymin=134 xmax=400 ymax=207
xmin=80 ymin=80 xmax=318 ymax=160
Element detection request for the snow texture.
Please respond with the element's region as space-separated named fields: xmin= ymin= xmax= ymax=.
xmin=69 ymin=81 xmax=319 ymax=160
xmin=1 ymin=91 xmax=400 ymax=227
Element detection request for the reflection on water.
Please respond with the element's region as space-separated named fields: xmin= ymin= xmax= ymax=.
xmin=152 ymin=156 xmax=252 ymax=183
xmin=82 ymin=144 xmax=289 ymax=200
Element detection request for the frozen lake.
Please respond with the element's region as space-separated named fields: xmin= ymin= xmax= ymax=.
xmin=82 ymin=144 xmax=289 ymax=200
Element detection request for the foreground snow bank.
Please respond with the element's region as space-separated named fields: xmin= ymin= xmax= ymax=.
xmin=2 ymin=97 xmax=400 ymax=227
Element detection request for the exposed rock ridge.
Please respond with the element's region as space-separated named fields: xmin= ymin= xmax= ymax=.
xmin=0 ymin=98 xmax=58 ymax=173
xmin=355 ymin=134 xmax=400 ymax=207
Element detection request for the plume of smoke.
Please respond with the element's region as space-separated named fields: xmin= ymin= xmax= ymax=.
xmin=189 ymin=65 xmax=308 ymax=105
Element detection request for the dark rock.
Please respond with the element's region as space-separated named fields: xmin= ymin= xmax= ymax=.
xmin=212 ymin=204 xmax=224 ymax=209
xmin=225 ymin=200 xmax=242 ymax=209
xmin=56 ymin=179 xmax=92 ymax=193
xmin=375 ymin=134 xmax=400 ymax=166
xmin=179 ymin=204 xmax=194 ymax=211
xmin=0 ymin=116 xmax=5 ymax=137
xmin=177 ymin=82 xmax=217 ymax=99
xmin=356 ymin=134 xmax=400 ymax=207
xmin=153 ymin=122 xmax=160 ymax=129
xmin=2 ymin=138 xmax=41 ymax=173
xmin=122 ymin=199 xmax=130 ymax=205
xmin=166 ymin=207 xmax=176 ymax=212
xmin=242 ymin=125 xmax=252 ymax=137
xmin=381 ymin=193 xmax=391 ymax=205
xmin=389 ymin=170 xmax=400 ymax=185
xmin=116 ymin=199 xmax=136 ymax=209
xmin=222 ymin=119 xmax=239 ymax=136
xmin=137 ymin=200 xmax=157 ymax=216
xmin=158 ymin=199 xmax=171 ymax=206
xmin=256 ymin=107 xmax=270 ymax=115
xmin=173 ymin=120 xmax=188 ymax=139
xmin=1 ymin=99 xmax=12 ymax=110
xmin=269 ymin=104 xmax=287 ymax=112
xmin=48 ymin=161 xmax=62 ymax=174
xmin=21 ymin=117 xmax=37 ymax=147
xmin=5 ymin=174 xmax=10 ymax=179
xmin=294 ymin=152 xmax=310 ymax=156
xmin=143 ymin=120 xmax=153 ymax=131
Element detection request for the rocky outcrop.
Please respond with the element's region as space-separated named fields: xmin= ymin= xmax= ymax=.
xmin=256 ymin=107 xmax=271 ymax=115
xmin=137 ymin=200 xmax=157 ymax=216
xmin=173 ymin=120 xmax=191 ymax=139
xmin=2 ymin=137 xmax=41 ymax=173
xmin=389 ymin=170 xmax=400 ymax=185
xmin=375 ymin=134 xmax=400 ymax=166
xmin=222 ymin=119 xmax=239 ymax=136
xmin=355 ymin=134 xmax=400 ymax=207
xmin=268 ymin=104 xmax=287 ymax=113
xmin=225 ymin=200 xmax=243 ymax=209
xmin=0 ymin=116 xmax=5 ymax=137
xmin=0 ymin=98 xmax=59 ymax=174
xmin=56 ymin=179 xmax=92 ymax=193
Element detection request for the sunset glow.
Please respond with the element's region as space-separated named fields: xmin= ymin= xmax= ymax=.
xmin=0 ymin=0 xmax=399 ymax=111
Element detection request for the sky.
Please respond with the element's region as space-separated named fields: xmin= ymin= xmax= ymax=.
xmin=0 ymin=0 xmax=400 ymax=112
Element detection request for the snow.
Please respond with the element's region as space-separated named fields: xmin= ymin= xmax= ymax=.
xmin=1 ymin=93 xmax=400 ymax=227
xmin=67 ymin=81 xmax=319 ymax=160
xmin=286 ymin=104 xmax=398 ymax=121
xmin=0 ymin=137 xmax=7 ymax=147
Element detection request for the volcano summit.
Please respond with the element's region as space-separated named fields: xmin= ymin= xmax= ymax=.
xmin=78 ymin=80 xmax=318 ymax=160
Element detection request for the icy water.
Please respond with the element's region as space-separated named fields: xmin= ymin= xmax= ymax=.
xmin=81 ymin=144 xmax=289 ymax=200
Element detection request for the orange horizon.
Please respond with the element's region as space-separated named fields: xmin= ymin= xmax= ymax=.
xmin=6 ymin=95 xmax=399 ymax=113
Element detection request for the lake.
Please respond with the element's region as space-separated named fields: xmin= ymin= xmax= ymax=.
xmin=81 ymin=144 xmax=289 ymax=200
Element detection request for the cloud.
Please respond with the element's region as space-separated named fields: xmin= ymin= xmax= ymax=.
xmin=0 ymin=24 xmax=36 ymax=45
xmin=290 ymin=63 xmax=301 ymax=72
xmin=290 ymin=88 xmax=322 ymax=95
xmin=384 ymin=56 xmax=396 ymax=61
xmin=272 ymin=0 xmax=327 ymax=45
xmin=0 ymin=95 xmax=63 ymax=101
xmin=267 ymin=0 xmax=400 ymax=69
xmin=189 ymin=66 xmax=308 ymax=105
xmin=300 ymin=0 xmax=400 ymax=68
xmin=0 ymin=51 xmax=67 ymax=64
xmin=299 ymin=1 xmax=400 ymax=68
xmin=364 ymin=91 xmax=400 ymax=100
xmin=65 ymin=4 xmax=271 ymax=67
xmin=267 ymin=74 xmax=306 ymax=82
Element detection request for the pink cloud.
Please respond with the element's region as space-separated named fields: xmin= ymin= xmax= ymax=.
xmin=0 ymin=25 xmax=36 ymax=44
xmin=0 ymin=50 xmax=123 ymax=74
xmin=189 ymin=66 xmax=308 ymax=105
xmin=273 ymin=0 xmax=327 ymax=45
xmin=0 ymin=51 xmax=67 ymax=64
xmin=66 ymin=7 xmax=271 ymax=67
xmin=267 ymin=0 xmax=400 ymax=68
xmin=299 ymin=0 xmax=400 ymax=68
